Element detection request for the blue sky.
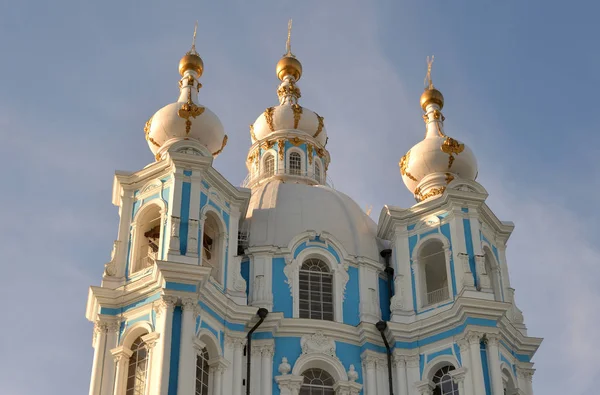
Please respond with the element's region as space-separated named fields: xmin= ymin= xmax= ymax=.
xmin=1 ymin=1 xmax=598 ymax=394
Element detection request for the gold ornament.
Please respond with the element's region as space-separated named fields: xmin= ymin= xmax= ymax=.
xmin=178 ymin=89 xmax=205 ymax=135
xmin=314 ymin=114 xmax=325 ymax=138
xmin=289 ymin=136 xmax=304 ymax=146
xmin=144 ymin=115 xmax=153 ymax=136
xmin=262 ymin=140 xmax=276 ymax=150
xmin=264 ymin=107 xmax=275 ymax=131
xmin=399 ymin=150 xmax=418 ymax=182
xmin=292 ymin=104 xmax=303 ymax=129
xmin=307 ymin=144 xmax=313 ymax=164
xmin=249 ymin=124 xmax=257 ymax=141
xmin=212 ymin=135 xmax=228 ymax=156
xmin=445 ymin=173 xmax=455 ymax=184
xmin=277 ymin=139 xmax=285 ymax=160
xmin=441 ymin=137 xmax=464 ymax=169
xmin=415 ymin=186 xmax=446 ymax=201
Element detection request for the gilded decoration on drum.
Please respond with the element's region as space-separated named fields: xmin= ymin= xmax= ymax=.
xmin=292 ymin=104 xmax=303 ymax=129
xmin=289 ymin=136 xmax=304 ymax=146
xmin=249 ymin=124 xmax=257 ymax=141
xmin=307 ymin=144 xmax=314 ymax=164
xmin=278 ymin=139 xmax=285 ymax=160
xmin=264 ymin=107 xmax=275 ymax=131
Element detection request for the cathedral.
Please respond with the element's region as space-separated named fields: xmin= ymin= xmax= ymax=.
xmin=85 ymin=24 xmax=541 ymax=395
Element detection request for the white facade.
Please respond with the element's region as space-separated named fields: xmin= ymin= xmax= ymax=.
xmin=85 ymin=34 xmax=541 ymax=395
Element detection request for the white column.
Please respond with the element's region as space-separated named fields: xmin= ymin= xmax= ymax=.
xmin=250 ymin=346 xmax=262 ymax=395
xmin=406 ymin=355 xmax=421 ymax=395
xmin=210 ymin=365 xmax=223 ymax=395
xmin=111 ymin=347 xmax=133 ymax=395
xmin=89 ymin=322 xmax=107 ymax=395
xmin=467 ymin=332 xmax=486 ymax=395
xmin=100 ymin=322 xmax=120 ymax=395
xmin=227 ymin=337 xmax=245 ymax=395
xmin=376 ymin=357 xmax=387 ymax=395
xmin=517 ymin=367 xmax=535 ymax=395
xmin=261 ymin=345 xmax=274 ymax=395
xmin=486 ymin=335 xmax=504 ymax=395
xmin=392 ymin=229 xmax=414 ymax=319
xmin=151 ymin=296 xmax=177 ymax=395
xmin=456 ymin=339 xmax=474 ymax=395
xmin=141 ymin=333 xmax=159 ymax=395
xmin=362 ymin=356 xmax=377 ymax=395
xmin=393 ymin=355 xmax=408 ymax=395
xmin=115 ymin=190 xmax=134 ymax=278
xmin=177 ymin=298 xmax=197 ymax=395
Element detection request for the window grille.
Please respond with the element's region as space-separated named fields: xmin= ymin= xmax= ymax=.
xmin=299 ymin=368 xmax=335 ymax=395
xmin=125 ymin=337 xmax=148 ymax=395
xmin=289 ymin=152 xmax=302 ymax=175
xmin=195 ymin=347 xmax=210 ymax=395
xmin=264 ymin=154 xmax=275 ymax=177
xmin=299 ymin=259 xmax=334 ymax=321
xmin=432 ymin=366 xmax=459 ymax=395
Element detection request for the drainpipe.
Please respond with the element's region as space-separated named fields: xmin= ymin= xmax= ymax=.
xmin=376 ymin=320 xmax=394 ymax=395
xmin=380 ymin=249 xmax=394 ymax=305
xmin=246 ymin=308 xmax=269 ymax=395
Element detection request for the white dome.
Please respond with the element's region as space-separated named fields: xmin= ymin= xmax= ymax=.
xmin=251 ymin=103 xmax=327 ymax=146
xmin=146 ymin=101 xmax=225 ymax=158
xmin=245 ymin=181 xmax=380 ymax=261
xmin=401 ymin=135 xmax=478 ymax=195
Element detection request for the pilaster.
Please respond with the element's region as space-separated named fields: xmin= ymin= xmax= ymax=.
xmin=150 ymin=295 xmax=177 ymax=395
xmin=177 ymin=298 xmax=198 ymax=395
xmin=391 ymin=227 xmax=414 ymax=322
xmin=248 ymin=251 xmax=273 ymax=311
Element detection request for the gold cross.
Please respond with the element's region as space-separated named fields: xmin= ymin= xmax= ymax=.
xmin=425 ymin=55 xmax=434 ymax=89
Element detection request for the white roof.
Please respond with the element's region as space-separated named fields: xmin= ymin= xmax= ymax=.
xmin=245 ymin=180 xmax=381 ymax=262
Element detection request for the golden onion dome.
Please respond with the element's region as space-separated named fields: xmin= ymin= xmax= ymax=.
xmin=420 ymin=87 xmax=444 ymax=111
xmin=179 ymin=52 xmax=204 ymax=77
xmin=276 ymin=55 xmax=302 ymax=81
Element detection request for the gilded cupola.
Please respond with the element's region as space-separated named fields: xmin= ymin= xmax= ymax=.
xmin=143 ymin=24 xmax=227 ymax=161
xmin=243 ymin=20 xmax=331 ymax=189
xmin=400 ymin=56 xmax=478 ymax=202
xmin=249 ymin=20 xmax=328 ymax=147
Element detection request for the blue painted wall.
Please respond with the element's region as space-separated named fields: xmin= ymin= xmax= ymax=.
xmin=272 ymin=257 xmax=293 ymax=317
xmin=379 ymin=276 xmax=391 ymax=321
xmin=241 ymin=259 xmax=250 ymax=299
xmin=168 ymin=307 xmax=182 ymax=395
xmin=480 ymin=341 xmax=492 ymax=395
xmin=343 ymin=267 xmax=360 ymax=326
xmin=179 ymin=182 xmax=191 ymax=255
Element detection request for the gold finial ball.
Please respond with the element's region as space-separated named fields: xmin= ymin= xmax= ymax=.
xmin=420 ymin=88 xmax=444 ymax=111
xmin=276 ymin=56 xmax=302 ymax=81
xmin=179 ymin=52 xmax=204 ymax=77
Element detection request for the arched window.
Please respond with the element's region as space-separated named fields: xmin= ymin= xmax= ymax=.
xmin=299 ymin=259 xmax=334 ymax=321
xmin=125 ymin=337 xmax=149 ymax=395
xmin=314 ymin=161 xmax=321 ymax=183
xmin=132 ymin=205 xmax=162 ymax=273
xmin=419 ymin=240 xmax=450 ymax=306
xmin=289 ymin=152 xmax=302 ymax=176
xmin=300 ymin=368 xmax=335 ymax=395
xmin=484 ymin=249 xmax=501 ymax=301
xmin=202 ymin=213 xmax=222 ymax=283
xmin=264 ymin=153 xmax=275 ymax=177
xmin=195 ymin=347 xmax=210 ymax=395
xmin=432 ymin=365 xmax=458 ymax=395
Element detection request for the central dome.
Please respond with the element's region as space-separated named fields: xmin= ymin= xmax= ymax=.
xmin=245 ymin=181 xmax=381 ymax=261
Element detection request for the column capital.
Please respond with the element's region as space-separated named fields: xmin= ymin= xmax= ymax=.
xmin=261 ymin=344 xmax=275 ymax=357
xmin=181 ymin=297 xmax=197 ymax=311
xmin=153 ymin=295 xmax=178 ymax=317
xmin=208 ymin=356 xmax=230 ymax=372
xmin=516 ymin=367 xmax=535 ymax=380
xmin=275 ymin=375 xmax=304 ymax=394
xmin=332 ymin=380 xmax=362 ymax=395
xmin=456 ymin=337 xmax=470 ymax=351
xmin=110 ymin=346 xmax=133 ymax=363
xmin=485 ymin=333 xmax=501 ymax=346
xmin=449 ymin=367 xmax=467 ymax=384
xmin=392 ymin=354 xmax=406 ymax=367
xmin=141 ymin=332 xmax=160 ymax=350
xmin=415 ymin=380 xmax=434 ymax=395
xmin=224 ymin=334 xmax=246 ymax=350
xmin=361 ymin=355 xmax=378 ymax=369
xmin=466 ymin=331 xmax=483 ymax=345
xmin=405 ymin=355 xmax=421 ymax=368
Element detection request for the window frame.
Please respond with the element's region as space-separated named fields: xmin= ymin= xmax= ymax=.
xmin=262 ymin=152 xmax=276 ymax=178
xmin=288 ymin=150 xmax=303 ymax=176
xmin=298 ymin=258 xmax=334 ymax=321
xmin=412 ymin=235 xmax=454 ymax=310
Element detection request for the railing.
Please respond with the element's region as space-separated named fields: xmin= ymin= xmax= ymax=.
xmin=426 ymin=286 xmax=449 ymax=305
xmin=241 ymin=168 xmax=335 ymax=189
